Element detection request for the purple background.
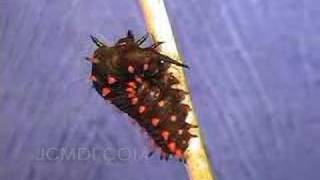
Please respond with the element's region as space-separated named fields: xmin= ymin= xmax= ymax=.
xmin=1 ymin=0 xmax=320 ymax=180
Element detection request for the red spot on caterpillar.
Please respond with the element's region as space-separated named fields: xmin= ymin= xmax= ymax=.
xmin=127 ymin=81 xmax=137 ymax=88
xmin=107 ymin=76 xmax=117 ymax=84
xmin=175 ymin=149 xmax=183 ymax=158
xmin=102 ymin=87 xmax=111 ymax=96
xmin=167 ymin=142 xmax=176 ymax=152
xmin=158 ymin=100 xmax=165 ymax=107
xmin=143 ymin=63 xmax=149 ymax=71
xmin=128 ymin=93 xmax=136 ymax=98
xmin=128 ymin=65 xmax=135 ymax=73
xmin=170 ymin=115 xmax=177 ymax=122
xmin=161 ymin=131 xmax=170 ymax=141
xmin=131 ymin=97 xmax=138 ymax=105
xmin=134 ymin=76 xmax=143 ymax=83
xmin=126 ymin=87 xmax=135 ymax=93
xmin=151 ymin=117 xmax=160 ymax=127
xmin=138 ymin=105 xmax=146 ymax=114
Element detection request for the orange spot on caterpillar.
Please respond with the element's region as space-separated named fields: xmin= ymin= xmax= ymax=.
xmin=107 ymin=76 xmax=117 ymax=84
xmin=131 ymin=97 xmax=138 ymax=105
xmin=150 ymin=91 xmax=155 ymax=96
xmin=170 ymin=115 xmax=177 ymax=122
xmin=135 ymin=76 xmax=143 ymax=83
xmin=167 ymin=142 xmax=176 ymax=152
xmin=161 ymin=131 xmax=170 ymax=141
xmin=138 ymin=105 xmax=146 ymax=113
xmin=158 ymin=100 xmax=165 ymax=107
xmin=102 ymin=87 xmax=111 ymax=96
xmin=128 ymin=65 xmax=135 ymax=73
xmin=175 ymin=149 xmax=183 ymax=158
xmin=150 ymin=91 xmax=157 ymax=97
xmin=126 ymin=87 xmax=135 ymax=93
xmin=127 ymin=81 xmax=137 ymax=88
xmin=151 ymin=118 xmax=160 ymax=127
xmin=143 ymin=63 xmax=149 ymax=71
xmin=128 ymin=93 xmax=136 ymax=98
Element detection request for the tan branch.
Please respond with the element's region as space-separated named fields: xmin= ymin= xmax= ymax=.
xmin=138 ymin=1 xmax=216 ymax=180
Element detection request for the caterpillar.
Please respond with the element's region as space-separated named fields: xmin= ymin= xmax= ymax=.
xmin=87 ymin=30 xmax=197 ymax=162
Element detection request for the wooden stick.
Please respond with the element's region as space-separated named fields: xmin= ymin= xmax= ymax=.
xmin=138 ymin=1 xmax=216 ymax=180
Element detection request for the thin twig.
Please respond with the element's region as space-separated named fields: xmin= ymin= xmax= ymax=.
xmin=138 ymin=1 xmax=216 ymax=180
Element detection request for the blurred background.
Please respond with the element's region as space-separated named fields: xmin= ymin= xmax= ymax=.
xmin=1 ymin=0 xmax=320 ymax=180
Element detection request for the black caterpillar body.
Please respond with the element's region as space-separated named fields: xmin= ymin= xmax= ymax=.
xmin=88 ymin=30 xmax=197 ymax=162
